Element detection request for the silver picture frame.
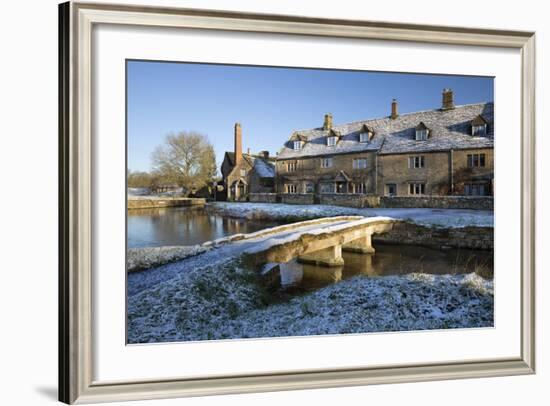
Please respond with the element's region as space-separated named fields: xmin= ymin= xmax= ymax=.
xmin=59 ymin=1 xmax=536 ymax=403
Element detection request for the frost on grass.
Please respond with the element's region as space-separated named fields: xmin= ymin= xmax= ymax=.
xmin=127 ymin=258 xmax=493 ymax=343
xmin=127 ymin=245 xmax=209 ymax=272
xmin=207 ymin=202 xmax=493 ymax=228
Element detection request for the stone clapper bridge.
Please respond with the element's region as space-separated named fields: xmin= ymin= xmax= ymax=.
xmin=202 ymin=216 xmax=398 ymax=271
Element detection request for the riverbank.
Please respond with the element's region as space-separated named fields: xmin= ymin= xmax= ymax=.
xmin=127 ymin=256 xmax=493 ymax=343
xmin=127 ymin=245 xmax=209 ymax=272
xmin=207 ymin=202 xmax=493 ymax=229
xmin=128 ymin=196 xmax=205 ymax=210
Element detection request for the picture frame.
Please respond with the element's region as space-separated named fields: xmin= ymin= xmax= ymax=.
xmin=59 ymin=1 xmax=536 ymax=404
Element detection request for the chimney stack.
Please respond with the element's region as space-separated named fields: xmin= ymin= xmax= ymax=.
xmin=260 ymin=150 xmax=269 ymax=159
xmin=247 ymin=147 xmax=251 ymax=156
xmin=323 ymin=113 xmax=333 ymax=130
xmin=391 ymin=99 xmax=399 ymax=119
xmin=234 ymin=123 xmax=242 ymax=165
xmin=441 ymin=88 xmax=455 ymax=110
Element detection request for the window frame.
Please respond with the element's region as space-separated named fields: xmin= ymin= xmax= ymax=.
xmin=415 ymin=129 xmax=429 ymax=141
xmin=472 ymin=124 xmax=487 ymax=136
xmin=327 ymin=136 xmax=338 ymax=147
xmin=353 ymin=158 xmax=368 ymax=169
xmin=320 ymin=157 xmax=333 ymax=168
xmin=408 ymin=155 xmax=425 ymax=169
xmin=292 ymin=140 xmax=302 ymax=151
xmin=408 ymin=182 xmax=426 ymax=195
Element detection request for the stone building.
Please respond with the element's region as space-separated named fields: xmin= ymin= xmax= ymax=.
xmin=276 ymin=89 xmax=494 ymax=200
xmin=220 ymin=123 xmax=275 ymax=201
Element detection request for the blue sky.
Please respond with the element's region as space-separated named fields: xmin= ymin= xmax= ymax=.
xmin=127 ymin=61 xmax=493 ymax=173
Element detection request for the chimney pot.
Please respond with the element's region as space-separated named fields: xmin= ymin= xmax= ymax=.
xmin=323 ymin=113 xmax=333 ymax=130
xmin=234 ymin=123 xmax=242 ymax=165
xmin=391 ymin=99 xmax=399 ymax=119
xmin=441 ymin=88 xmax=455 ymax=110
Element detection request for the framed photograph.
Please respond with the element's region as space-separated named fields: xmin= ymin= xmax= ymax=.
xmin=59 ymin=1 xmax=536 ymax=404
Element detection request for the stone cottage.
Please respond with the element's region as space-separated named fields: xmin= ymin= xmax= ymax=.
xmin=276 ymin=89 xmax=494 ymax=202
xmin=220 ymin=123 xmax=275 ymax=201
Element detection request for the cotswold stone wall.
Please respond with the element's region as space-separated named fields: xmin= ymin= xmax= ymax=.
xmin=127 ymin=197 xmax=205 ymax=210
xmin=249 ymin=193 xmax=277 ymax=203
xmin=380 ymin=196 xmax=493 ymax=210
xmin=373 ymin=221 xmax=493 ymax=250
xmin=280 ymin=194 xmax=315 ymax=205
xmin=319 ymin=194 xmax=380 ymax=208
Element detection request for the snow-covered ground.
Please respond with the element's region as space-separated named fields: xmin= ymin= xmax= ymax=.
xmin=207 ymin=202 xmax=493 ymax=228
xmin=127 ymin=257 xmax=493 ymax=343
xmin=127 ymin=245 xmax=209 ymax=272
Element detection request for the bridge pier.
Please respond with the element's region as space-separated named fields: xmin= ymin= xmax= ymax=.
xmin=342 ymin=232 xmax=375 ymax=254
xmin=297 ymin=244 xmax=345 ymax=267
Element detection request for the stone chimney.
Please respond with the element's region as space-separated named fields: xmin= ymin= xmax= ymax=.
xmin=323 ymin=113 xmax=333 ymax=130
xmin=247 ymin=147 xmax=251 ymax=156
xmin=234 ymin=122 xmax=242 ymax=165
xmin=260 ymin=150 xmax=269 ymax=159
xmin=441 ymin=88 xmax=455 ymax=110
xmin=391 ymin=99 xmax=399 ymax=119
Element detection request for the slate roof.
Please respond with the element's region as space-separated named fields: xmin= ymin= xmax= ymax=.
xmin=277 ymin=102 xmax=493 ymax=159
xmin=223 ymin=152 xmax=275 ymax=178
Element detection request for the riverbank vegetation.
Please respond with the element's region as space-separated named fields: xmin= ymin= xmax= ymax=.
xmin=127 ymin=256 xmax=493 ymax=343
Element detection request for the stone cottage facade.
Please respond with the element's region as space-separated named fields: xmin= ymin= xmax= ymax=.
xmin=276 ymin=89 xmax=494 ymax=201
xmin=220 ymin=123 xmax=275 ymax=201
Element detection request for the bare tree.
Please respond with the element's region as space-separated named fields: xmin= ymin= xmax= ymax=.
xmin=151 ymin=131 xmax=217 ymax=195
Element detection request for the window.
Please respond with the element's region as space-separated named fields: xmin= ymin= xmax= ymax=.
xmin=327 ymin=136 xmax=338 ymax=147
xmin=386 ymin=183 xmax=397 ymax=196
xmin=320 ymin=157 xmax=333 ymax=168
xmin=304 ymin=182 xmax=315 ymax=194
xmin=359 ymin=132 xmax=369 ymax=143
xmin=409 ymin=183 xmax=426 ymax=195
xmin=353 ymin=158 xmax=368 ymax=169
xmin=287 ymin=162 xmax=297 ymax=172
xmin=467 ymin=153 xmax=486 ymax=168
xmin=472 ymin=124 xmax=487 ymax=136
xmin=293 ymin=140 xmax=302 ymax=150
xmin=464 ymin=183 xmax=486 ymax=196
xmin=320 ymin=183 xmax=335 ymax=194
xmin=353 ymin=183 xmax=367 ymax=194
xmin=240 ymin=169 xmax=247 ymax=177
xmin=408 ymin=156 xmax=425 ymax=168
xmin=286 ymin=184 xmax=297 ymax=194
xmin=415 ymin=129 xmax=429 ymax=141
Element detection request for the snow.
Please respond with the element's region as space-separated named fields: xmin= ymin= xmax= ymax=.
xmin=127 ymin=245 xmax=209 ymax=272
xmin=127 ymin=256 xmax=493 ymax=343
xmin=207 ymin=202 xmax=494 ymax=228
xmin=253 ymin=158 xmax=275 ymax=178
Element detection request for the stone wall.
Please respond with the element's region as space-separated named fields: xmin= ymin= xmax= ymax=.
xmin=319 ymin=194 xmax=380 ymax=208
xmin=127 ymin=197 xmax=206 ymax=210
xmin=249 ymin=193 xmax=278 ymax=203
xmin=380 ymin=196 xmax=493 ymax=210
xmin=280 ymin=194 xmax=315 ymax=205
xmin=373 ymin=221 xmax=493 ymax=250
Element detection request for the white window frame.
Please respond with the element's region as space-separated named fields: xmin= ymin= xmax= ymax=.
xmin=408 ymin=155 xmax=425 ymax=169
xmin=467 ymin=153 xmax=486 ymax=168
xmin=286 ymin=184 xmax=297 ymax=194
xmin=293 ymin=140 xmax=302 ymax=150
xmin=353 ymin=158 xmax=368 ymax=169
xmin=408 ymin=182 xmax=426 ymax=195
xmin=287 ymin=162 xmax=297 ymax=172
xmin=415 ymin=129 xmax=428 ymax=141
xmin=327 ymin=136 xmax=337 ymax=147
xmin=472 ymin=124 xmax=487 ymax=136
xmin=240 ymin=169 xmax=247 ymax=177
xmin=359 ymin=132 xmax=369 ymax=143
xmin=353 ymin=182 xmax=366 ymax=194
xmin=320 ymin=157 xmax=333 ymax=168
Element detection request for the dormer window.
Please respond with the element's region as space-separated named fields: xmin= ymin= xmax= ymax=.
xmin=472 ymin=124 xmax=487 ymax=136
xmin=327 ymin=136 xmax=338 ymax=147
xmin=415 ymin=122 xmax=430 ymax=141
xmin=359 ymin=125 xmax=374 ymax=143
xmin=471 ymin=115 xmax=488 ymax=136
xmin=293 ymin=140 xmax=303 ymax=150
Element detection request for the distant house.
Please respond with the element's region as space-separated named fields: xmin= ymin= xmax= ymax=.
xmin=276 ymin=89 xmax=494 ymax=198
xmin=220 ymin=123 xmax=275 ymax=201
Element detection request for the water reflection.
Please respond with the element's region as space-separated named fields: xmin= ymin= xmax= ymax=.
xmin=264 ymin=245 xmax=493 ymax=296
xmin=127 ymin=207 xmax=282 ymax=248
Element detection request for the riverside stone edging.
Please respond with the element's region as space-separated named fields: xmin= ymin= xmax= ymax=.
xmin=127 ymin=197 xmax=206 ymax=210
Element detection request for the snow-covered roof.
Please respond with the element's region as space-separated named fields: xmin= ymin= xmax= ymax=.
xmin=277 ymin=102 xmax=494 ymax=159
xmin=253 ymin=157 xmax=275 ymax=178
